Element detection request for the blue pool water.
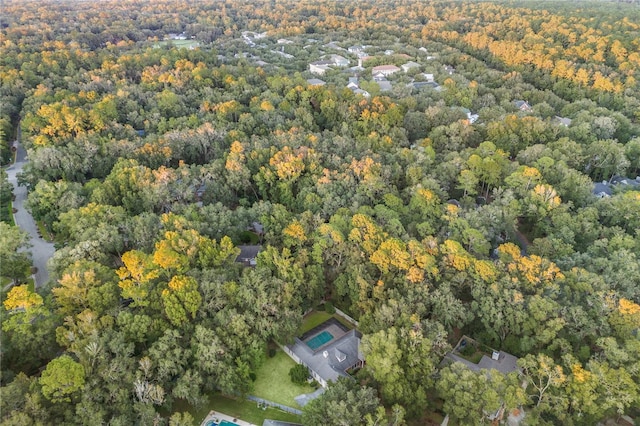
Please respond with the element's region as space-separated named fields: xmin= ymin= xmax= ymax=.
xmin=206 ymin=420 xmax=239 ymax=426
xmin=306 ymin=330 xmax=334 ymax=349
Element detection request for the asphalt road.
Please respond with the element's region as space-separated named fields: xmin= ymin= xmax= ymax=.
xmin=6 ymin=140 xmax=55 ymax=288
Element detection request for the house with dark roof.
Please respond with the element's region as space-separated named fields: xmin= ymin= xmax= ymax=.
xmin=592 ymin=176 xmax=640 ymax=198
xmin=554 ymin=116 xmax=572 ymax=127
xmin=307 ymin=78 xmax=326 ymax=86
xmin=442 ymin=336 xmax=520 ymax=375
xmin=408 ymin=81 xmax=436 ymax=90
xmin=236 ymin=245 xmax=261 ymax=267
xmin=593 ymin=181 xmax=613 ymax=198
xmin=284 ymin=319 xmax=364 ymax=388
xmin=513 ymin=100 xmax=532 ymax=112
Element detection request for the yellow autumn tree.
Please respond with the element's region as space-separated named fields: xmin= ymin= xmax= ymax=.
xmin=117 ymin=250 xmax=161 ymax=306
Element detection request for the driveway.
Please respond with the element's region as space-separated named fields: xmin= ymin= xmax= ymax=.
xmin=5 ymin=139 xmax=55 ymax=288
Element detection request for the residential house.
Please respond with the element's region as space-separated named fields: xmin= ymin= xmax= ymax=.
xmin=272 ymin=49 xmax=295 ymax=59
xmin=401 ymin=61 xmax=421 ymax=73
xmin=442 ymin=336 xmax=520 ymax=375
xmin=285 ymin=319 xmax=365 ymax=388
xmin=384 ymin=49 xmax=394 ymax=55
xmin=442 ymin=336 xmax=522 ymax=424
xmin=554 ymin=116 xmax=572 ymax=127
xmin=422 ymin=73 xmax=435 ymax=82
xmin=328 ymin=54 xmax=349 ymax=67
xmin=309 ymin=60 xmax=333 ymax=75
xmin=594 ymin=175 xmax=640 ymax=197
xmin=348 ymin=45 xmax=364 ymax=54
xmin=444 ymin=65 xmax=455 ymax=74
xmin=371 ymin=64 xmax=401 ymax=76
xmin=377 ymin=80 xmax=393 ymax=92
xmin=249 ymin=221 xmax=264 ymax=237
xmin=373 ymin=73 xmax=393 ymax=91
xmin=352 ymin=88 xmax=371 ymax=97
xmin=514 ymin=100 xmax=532 ymax=112
xmin=347 ymin=77 xmax=370 ymax=97
xmin=593 ymin=181 xmax=613 ymax=198
xmin=459 ymin=107 xmax=479 ymax=124
xmin=235 ymin=245 xmax=261 ymax=267
xmin=611 ymin=175 xmax=640 ymax=187
xmin=350 ymin=58 xmax=364 ymax=72
xmin=409 ymin=81 xmax=439 ymax=91
xmin=307 ymin=78 xmax=326 ymax=86
xmin=277 ymin=38 xmax=293 ymax=44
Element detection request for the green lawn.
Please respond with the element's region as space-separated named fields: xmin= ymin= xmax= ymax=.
xmin=170 ymin=394 xmax=302 ymax=425
xmin=1 ymin=201 xmax=14 ymax=225
xmin=35 ymin=220 xmax=55 ymax=242
xmin=299 ymin=311 xmax=333 ymax=334
xmin=253 ymin=349 xmax=315 ymax=407
xmin=299 ymin=310 xmax=355 ymax=335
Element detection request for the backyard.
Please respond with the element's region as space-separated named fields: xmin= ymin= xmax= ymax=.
xmin=299 ymin=310 xmax=354 ymax=335
xmin=168 ymin=394 xmax=301 ymax=425
xmin=252 ymin=349 xmax=316 ymax=407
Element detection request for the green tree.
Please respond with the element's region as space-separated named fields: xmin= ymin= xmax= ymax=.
xmin=40 ymin=355 xmax=86 ymax=403
xmin=436 ymin=362 xmax=526 ymax=424
xmin=0 ymin=223 xmax=32 ymax=285
xmin=302 ymin=377 xmax=387 ymax=426
xmin=289 ymin=364 xmax=309 ymax=385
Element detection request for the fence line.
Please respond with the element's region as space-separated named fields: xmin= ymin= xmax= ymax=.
xmin=246 ymin=395 xmax=303 ymax=415
xmin=334 ymin=307 xmax=359 ymax=327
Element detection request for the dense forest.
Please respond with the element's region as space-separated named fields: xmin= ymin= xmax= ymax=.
xmin=1 ymin=0 xmax=639 ymax=425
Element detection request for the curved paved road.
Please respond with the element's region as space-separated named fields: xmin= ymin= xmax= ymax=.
xmin=6 ymin=139 xmax=55 ymax=288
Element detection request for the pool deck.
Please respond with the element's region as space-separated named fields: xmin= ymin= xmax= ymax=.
xmin=201 ymin=410 xmax=257 ymax=426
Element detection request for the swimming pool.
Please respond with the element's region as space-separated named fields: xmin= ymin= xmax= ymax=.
xmin=306 ymin=330 xmax=334 ymax=350
xmin=206 ymin=420 xmax=239 ymax=426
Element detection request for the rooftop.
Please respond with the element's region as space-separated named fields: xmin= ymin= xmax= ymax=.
xmin=372 ymin=64 xmax=401 ymax=72
xmin=236 ymin=245 xmax=261 ymax=267
xmin=442 ymin=336 xmax=520 ymax=375
xmin=287 ymin=319 xmax=363 ymax=385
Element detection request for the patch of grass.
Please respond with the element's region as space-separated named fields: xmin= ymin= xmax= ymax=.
xmin=1 ymin=202 xmax=14 ymax=225
xmin=253 ymin=349 xmax=315 ymax=407
xmin=169 ymin=393 xmax=302 ymax=425
xmin=210 ymin=394 xmax=301 ymax=424
xmin=457 ymin=348 xmax=485 ymax=364
xmin=35 ymin=220 xmax=54 ymax=242
xmin=299 ymin=311 xmax=355 ymax=335
xmin=299 ymin=311 xmax=333 ymax=334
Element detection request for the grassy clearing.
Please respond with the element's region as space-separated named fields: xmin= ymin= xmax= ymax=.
xmin=299 ymin=310 xmax=355 ymax=335
xmin=170 ymin=394 xmax=302 ymax=425
xmin=252 ymin=349 xmax=315 ymax=407
xmin=35 ymin=220 xmax=54 ymax=242
xmin=299 ymin=311 xmax=333 ymax=334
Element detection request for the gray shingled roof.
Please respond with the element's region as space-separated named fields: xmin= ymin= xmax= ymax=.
xmin=287 ymin=329 xmax=363 ymax=384
xmin=443 ymin=351 xmax=520 ymax=375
